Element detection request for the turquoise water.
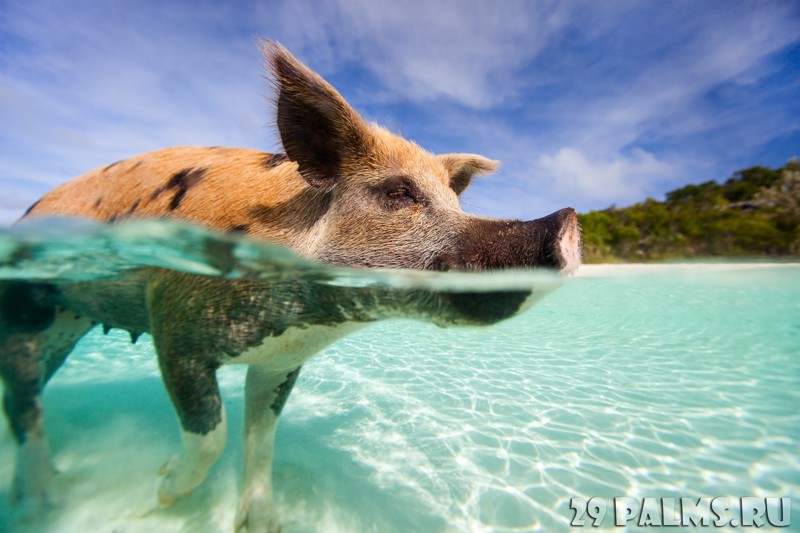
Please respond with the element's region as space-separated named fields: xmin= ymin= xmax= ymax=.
xmin=0 ymin=221 xmax=798 ymax=532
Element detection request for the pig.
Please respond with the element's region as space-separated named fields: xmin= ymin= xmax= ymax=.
xmin=0 ymin=41 xmax=580 ymax=532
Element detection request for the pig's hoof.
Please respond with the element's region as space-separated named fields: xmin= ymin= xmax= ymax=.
xmin=12 ymin=437 xmax=60 ymax=512
xmin=234 ymin=497 xmax=281 ymax=533
xmin=11 ymin=471 xmax=60 ymax=524
xmin=234 ymin=511 xmax=281 ymax=533
xmin=11 ymin=464 xmax=59 ymax=517
xmin=157 ymin=453 xmax=206 ymax=506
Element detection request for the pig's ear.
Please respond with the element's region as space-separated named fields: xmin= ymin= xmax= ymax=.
xmin=261 ymin=40 xmax=370 ymax=190
xmin=438 ymin=154 xmax=500 ymax=195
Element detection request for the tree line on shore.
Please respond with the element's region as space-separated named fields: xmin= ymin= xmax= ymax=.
xmin=578 ymin=160 xmax=800 ymax=263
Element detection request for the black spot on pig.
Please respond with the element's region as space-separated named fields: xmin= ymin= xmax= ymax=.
xmin=271 ymin=368 xmax=301 ymax=416
xmin=126 ymin=199 xmax=141 ymax=216
xmin=150 ymin=168 xmax=208 ymax=210
xmin=263 ymin=153 xmax=288 ymax=169
xmin=103 ymin=160 xmax=124 ymax=173
xmin=22 ymin=200 xmax=40 ymax=217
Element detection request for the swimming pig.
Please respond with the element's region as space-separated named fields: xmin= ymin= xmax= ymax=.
xmin=0 ymin=41 xmax=580 ymax=532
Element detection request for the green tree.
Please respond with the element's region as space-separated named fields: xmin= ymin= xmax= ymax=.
xmin=579 ymin=160 xmax=800 ymax=263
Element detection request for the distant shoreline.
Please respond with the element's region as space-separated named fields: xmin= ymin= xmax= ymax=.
xmin=574 ymin=262 xmax=800 ymax=277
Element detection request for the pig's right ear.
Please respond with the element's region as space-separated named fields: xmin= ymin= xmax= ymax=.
xmin=261 ymin=41 xmax=370 ymax=190
xmin=438 ymin=154 xmax=500 ymax=195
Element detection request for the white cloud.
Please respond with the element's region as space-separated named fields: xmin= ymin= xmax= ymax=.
xmin=537 ymin=148 xmax=674 ymax=207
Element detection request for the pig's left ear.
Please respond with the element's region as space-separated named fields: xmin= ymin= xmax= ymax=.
xmin=438 ymin=154 xmax=500 ymax=195
xmin=261 ymin=40 xmax=370 ymax=190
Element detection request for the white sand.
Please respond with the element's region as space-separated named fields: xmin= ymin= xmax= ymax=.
xmin=573 ymin=261 xmax=800 ymax=277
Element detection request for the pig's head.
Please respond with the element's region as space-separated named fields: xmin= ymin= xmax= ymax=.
xmin=262 ymin=41 xmax=581 ymax=279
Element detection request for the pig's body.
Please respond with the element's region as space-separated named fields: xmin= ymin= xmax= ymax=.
xmin=1 ymin=42 xmax=580 ymax=533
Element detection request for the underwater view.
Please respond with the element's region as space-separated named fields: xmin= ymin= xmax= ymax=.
xmin=0 ymin=220 xmax=798 ymax=532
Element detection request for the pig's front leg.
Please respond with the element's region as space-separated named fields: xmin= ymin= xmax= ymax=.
xmin=148 ymin=273 xmax=235 ymax=506
xmin=235 ymin=364 xmax=301 ymax=533
xmin=154 ymin=344 xmax=228 ymax=506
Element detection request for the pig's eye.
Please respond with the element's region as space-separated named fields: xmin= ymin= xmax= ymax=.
xmin=387 ymin=188 xmax=415 ymax=201
xmin=380 ymin=177 xmax=420 ymax=209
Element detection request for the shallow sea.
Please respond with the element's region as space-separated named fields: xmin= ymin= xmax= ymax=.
xmin=0 ymin=220 xmax=798 ymax=532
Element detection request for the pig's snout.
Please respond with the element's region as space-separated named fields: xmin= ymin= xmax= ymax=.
xmin=536 ymin=207 xmax=581 ymax=274
xmin=440 ymin=207 xmax=582 ymax=274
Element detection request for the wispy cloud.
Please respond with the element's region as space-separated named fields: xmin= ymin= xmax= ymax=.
xmin=271 ymin=0 xmax=569 ymax=108
xmin=539 ymin=148 xmax=674 ymax=207
xmin=0 ymin=3 xmax=270 ymax=176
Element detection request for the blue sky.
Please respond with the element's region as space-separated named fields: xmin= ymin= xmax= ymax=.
xmin=1 ymin=0 xmax=798 ymax=225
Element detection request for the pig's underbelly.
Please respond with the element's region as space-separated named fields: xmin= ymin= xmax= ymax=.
xmin=224 ymin=321 xmax=366 ymax=371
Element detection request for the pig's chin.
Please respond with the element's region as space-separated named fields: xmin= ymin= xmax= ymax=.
xmin=433 ymin=290 xmax=531 ymax=327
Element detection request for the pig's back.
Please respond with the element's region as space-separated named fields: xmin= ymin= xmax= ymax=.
xmin=21 ymin=146 xmax=309 ymax=238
